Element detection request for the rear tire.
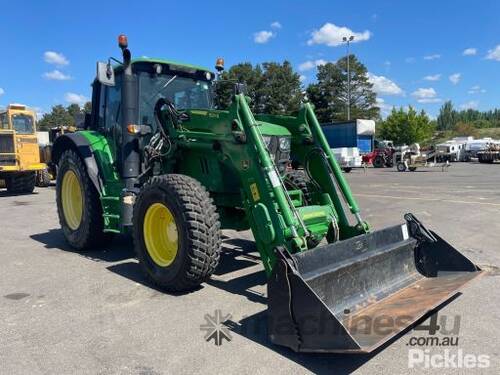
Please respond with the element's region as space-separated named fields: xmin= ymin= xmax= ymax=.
xmin=397 ymin=162 xmax=407 ymax=172
xmin=36 ymin=169 xmax=51 ymax=187
xmin=133 ymin=174 xmax=221 ymax=292
xmin=5 ymin=172 xmax=35 ymax=194
xmin=56 ymin=150 xmax=111 ymax=250
xmin=343 ymin=168 xmax=352 ymax=173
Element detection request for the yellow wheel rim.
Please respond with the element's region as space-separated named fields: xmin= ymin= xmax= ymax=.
xmin=143 ymin=203 xmax=179 ymax=267
xmin=61 ymin=170 xmax=83 ymax=230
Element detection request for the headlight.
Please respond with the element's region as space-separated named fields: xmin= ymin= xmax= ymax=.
xmin=262 ymin=136 xmax=272 ymax=148
xmin=279 ymin=137 xmax=291 ymax=151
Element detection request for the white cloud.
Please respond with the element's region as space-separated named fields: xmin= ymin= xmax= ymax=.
xmin=460 ymin=100 xmax=479 ymax=110
xmin=253 ymin=30 xmax=274 ymax=44
xmin=307 ymin=23 xmax=371 ymax=47
xmin=486 ymin=45 xmax=500 ymax=61
xmin=299 ymin=75 xmax=307 ymax=82
xmin=423 ymin=54 xmax=441 ymax=60
xmin=412 ymin=87 xmax=441 ymax=103
xmin=367 ymin=73 xmax=403 ymax=96
xmin=0 ymin=88 xmax=4 ymax=96
xmin=376 ymin=97 xmax=394 ymax=117
xmin=468 ymin=85 xmax=486 ymax=94
xmin=64 ymin=92 xmax=88 ymax=106
xmin=449 ymin=73 xmax=461 ymax=85
xmin=43 ymin=70 xmax=72 ymax=80
xmin=405 ymin=57 xmax=416 ymax=63
xmin=44 ymin=51 xmax=69 ymax=66
xmin=423 ymin=74 xmax=441 ymax=81
xmin=270 ymin=21 xmax=282 ymax=29
xmin=298 ymin=59 xmax=328 ymax=71
xmin=417 ymin=98 xmax=442 ymax=104
xmin=31 ymin=106 xmax=45 ymax=120
xmin=463 ymin=48 xmax=477 ymax=56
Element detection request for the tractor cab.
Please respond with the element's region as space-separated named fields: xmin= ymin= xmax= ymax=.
xmin=88 ymin=58 xmax=215 ymax=133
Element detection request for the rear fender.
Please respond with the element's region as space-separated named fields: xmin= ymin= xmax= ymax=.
xmin=52 ymin=133 xmax=103 ymax=194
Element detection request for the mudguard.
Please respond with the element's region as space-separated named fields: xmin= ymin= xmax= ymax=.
xmin=52 ymin=132 xmax=104 ymax=194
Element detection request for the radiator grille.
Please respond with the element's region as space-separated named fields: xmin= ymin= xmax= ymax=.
xmin=0 ymin=133 xmax=15 ymax=165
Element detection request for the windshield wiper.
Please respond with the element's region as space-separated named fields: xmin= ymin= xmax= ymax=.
xmin=148 ymin=75 xmax=178 ymax=104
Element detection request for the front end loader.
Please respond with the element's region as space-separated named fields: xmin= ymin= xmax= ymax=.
xmin=52 ymin=36 xmax=481 ymax=353
xmin=0 ymin=104 xmax=46 ymax=194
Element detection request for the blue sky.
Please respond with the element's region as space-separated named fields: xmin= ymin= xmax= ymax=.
xmin=1 ymin=0 xmax=499 ymax=119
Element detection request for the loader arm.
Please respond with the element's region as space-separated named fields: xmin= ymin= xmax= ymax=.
xmin=232 ymin=94 xmax=369 ymax=275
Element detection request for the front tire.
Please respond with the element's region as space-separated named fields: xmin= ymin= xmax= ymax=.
xmin=133 ymin=174 xmax=221 ymax=292
xmin=56 ymin=150 xmax=110 ymax=250
xmin=397 ymin=162 xmax=407 ymax=172
xmin=284 ymin=170 xmax=311 ymax=203
xmin=5 ymin=172 xmax=35 ymax=194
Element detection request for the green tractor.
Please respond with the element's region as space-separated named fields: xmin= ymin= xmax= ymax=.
xmin=52 ymin=35 xmax=481 ymax=353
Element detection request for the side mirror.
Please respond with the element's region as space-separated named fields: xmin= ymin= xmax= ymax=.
xmin=96 ymin=61 xmax=115 ymax=86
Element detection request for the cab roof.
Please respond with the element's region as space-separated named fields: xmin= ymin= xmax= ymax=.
xmin=116 ymin=58 xmax=212 ymax=74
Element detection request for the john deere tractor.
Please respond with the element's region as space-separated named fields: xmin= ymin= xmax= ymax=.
xmin=52 ymin=36 xmax=481 ymax=353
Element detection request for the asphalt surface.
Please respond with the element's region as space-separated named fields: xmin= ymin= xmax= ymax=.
xmin=1 ymin=163 xmax=499 ymax=374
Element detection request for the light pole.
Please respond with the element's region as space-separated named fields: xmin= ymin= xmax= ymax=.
xmin=342 ymin=35 xmax=354 ymax=120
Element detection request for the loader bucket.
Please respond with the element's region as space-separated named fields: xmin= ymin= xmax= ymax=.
xmin=267 ymin=214 xmax=481 ymax=353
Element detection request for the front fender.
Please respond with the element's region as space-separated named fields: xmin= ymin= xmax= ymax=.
xmin=52 ymin=132 xmax=104 ymax=194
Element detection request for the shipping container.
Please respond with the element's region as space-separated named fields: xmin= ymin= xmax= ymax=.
xmin=322 ymin=119 xmax=376 ymax=154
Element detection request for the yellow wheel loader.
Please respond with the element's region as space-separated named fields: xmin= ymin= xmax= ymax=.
xmin=0 ymin=104 xmax=46 ymax=194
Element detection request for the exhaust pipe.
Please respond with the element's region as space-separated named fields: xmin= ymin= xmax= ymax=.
xmin=118 ymin=35 xmax=140 ymax=227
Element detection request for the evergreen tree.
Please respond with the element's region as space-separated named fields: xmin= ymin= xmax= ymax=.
xmin=37 ymin=104 xmax=74 ymax=131
xmin=307 ymin=55 xmax=379 ymax=123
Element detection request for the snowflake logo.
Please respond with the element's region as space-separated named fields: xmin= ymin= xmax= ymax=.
xmin=200 ymin=309 xmax=233 ymax=346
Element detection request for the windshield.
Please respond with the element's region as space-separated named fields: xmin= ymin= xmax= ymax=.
xmin=11 ymin=114 xmax=34 ymax=134
xmin=138 ymin=72 xmax=212 ymax=126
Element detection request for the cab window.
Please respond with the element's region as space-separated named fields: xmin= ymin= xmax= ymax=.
xmin=12 ymin=114 xmax=34 ymax=134
xmin=105 ymin=76 xmax=122 ymax=130
xmin=96 ymin=75 xmax=122 ymax=131
xmin=0 ymin=113 xmax=8 ymax=129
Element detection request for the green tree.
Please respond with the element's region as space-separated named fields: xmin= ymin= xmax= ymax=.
xmin=436 ymin=101 xmax=456 ymax=130
xmin=37 ymin=104 xmax=74 ymax=131
xmin=83 ymin=101 xmax=92 ymax=114
xmin=214 ymin=63 xmax=263 ymax=112
xmin=378 ymin=106 xmax=435 ymax=145
xmin=307 ymin=55 xmax=379 ymax=123
xmin=214 ymin=61 xmax=301 ymax=115
xmin=259 ymin=61 xmax=302 ymax=115
xmin=66 ymin=103 xmax=82 ymax=119
xmin=472 ymin=119 xmax=491 ymax=129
